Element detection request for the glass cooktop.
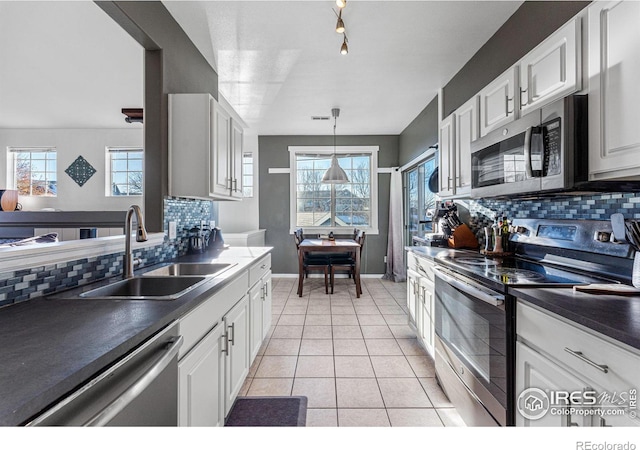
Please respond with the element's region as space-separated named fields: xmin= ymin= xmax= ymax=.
xmin=436 ymin=253 xmax=613 ymax=287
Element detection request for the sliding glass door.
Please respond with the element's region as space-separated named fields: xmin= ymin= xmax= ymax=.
xmin=404 ymin=158 xmax=437 ymax=245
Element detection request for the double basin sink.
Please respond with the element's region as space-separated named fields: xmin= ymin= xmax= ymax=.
xmin=78 ymin=263 xmax=236 ymax=300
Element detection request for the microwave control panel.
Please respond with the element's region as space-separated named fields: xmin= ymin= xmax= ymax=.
xmin=543 ymin=117 xmax=562 ymax=176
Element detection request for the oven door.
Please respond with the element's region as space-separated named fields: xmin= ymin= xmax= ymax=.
xmin=433 ymin=266 xmax=509 ymax=425
xmin=471 ymin=109 xmax=543 ymax=198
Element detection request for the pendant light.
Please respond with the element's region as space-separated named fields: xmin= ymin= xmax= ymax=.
xmin=322 ymin=108 xmax=350 ymax=184
xmin=336 ymin=0 xmax=347 ymax=8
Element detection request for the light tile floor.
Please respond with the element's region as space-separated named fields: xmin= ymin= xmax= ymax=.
xmin=239 ymin=276 xmax=466 ymax=427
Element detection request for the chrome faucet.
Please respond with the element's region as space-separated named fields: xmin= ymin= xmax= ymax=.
xmin=124 ymin=205 xmax=148 ymax=279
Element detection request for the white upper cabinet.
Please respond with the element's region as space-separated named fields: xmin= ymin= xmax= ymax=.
xmin=438 ymin=113 xmax=455 ymax=197
xmin=230 ymin=119 xmax=244 ymax=199
xmin=588 ymin=0 xmax=640 ymax=181
xmin=519 ymin=17 xmax=582 ymax=115
xmin=211 ymin=99 xmax=232 ymax=197
xmin=454 ymin=96 xmax=479 ymax=196
xmin=169 ymin=93 xmax=243 ymax=200
xmin=479 ymin=66 xmax=517 ymax=137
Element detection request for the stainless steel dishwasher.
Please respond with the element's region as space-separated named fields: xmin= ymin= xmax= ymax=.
xmin=26 ymin=322 xmax=183 ymax=426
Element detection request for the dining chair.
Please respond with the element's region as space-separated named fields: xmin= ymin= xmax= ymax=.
xmin=329 ymin=230 xmax=365 ymax=294
xmin=294 ymin=228 xmax=330 ymax=294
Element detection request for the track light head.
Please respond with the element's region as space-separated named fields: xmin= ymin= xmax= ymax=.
xmin=335 ymin=10 xmax=345 ymax=33
xmin=340 ymin=36 xmax=348 ymax=55
xmin=336 ymin=0 xmax=347 ymax=8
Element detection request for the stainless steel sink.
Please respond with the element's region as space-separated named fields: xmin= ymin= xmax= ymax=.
xmin=143 ymin=262 xmax=236 ymax=277
xmin=79 ymin=276 xmax=207 ymax=300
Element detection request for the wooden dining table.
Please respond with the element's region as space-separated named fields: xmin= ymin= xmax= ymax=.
xmin=297 ymin=238 xmax=362 ymax=297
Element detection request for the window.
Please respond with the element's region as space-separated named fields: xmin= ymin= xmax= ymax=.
xmin=107 ymin=148 xmax=143 ymax=196
xmin=289 ymin=146 xmax=378 ymax=234
xmin=242 ymin=152 xmax=254 ymax=198
xmin=9 ymin=147 xmax=57 ymax=196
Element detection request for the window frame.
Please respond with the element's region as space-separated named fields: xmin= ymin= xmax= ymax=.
xmin=289 ymin=146 xmax=379 ymax=235
xmin=105 ymin=147 xmax=144 ymax=197
xmin=8 ymin=147 xmax=57 ymax=197
xmin=242 ymin=151 xmax=254 ymax=198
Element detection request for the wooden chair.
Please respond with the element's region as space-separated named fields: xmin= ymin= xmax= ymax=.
xmin=294 ymin=228 xmax=330 ymax=294
xmin=330 ymin=230 xmax=365 ymax=294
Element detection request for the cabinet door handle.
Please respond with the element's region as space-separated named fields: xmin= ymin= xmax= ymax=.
xmin=228 ymin=323 xmax=235 ymax=346
xmin=233 ymin=178 xmax=238 ymax=192
xmin=506 ymin=95 xmax=514 ymax=115
xmin=260 ymin=264 xmax=267 ymax=269
xmin=520 ymin=87 xmax=528 ymax=108
xmin=221 ymin=332 xmax=228 ymax=355
xmin=564 ymin=348 xmax=609 ymax=373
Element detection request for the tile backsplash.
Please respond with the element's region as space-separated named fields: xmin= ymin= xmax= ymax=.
xmin=0 ymin=197 xmax=217 ymax=307
xmin=463 ymin=192 xmax=640 ymax=242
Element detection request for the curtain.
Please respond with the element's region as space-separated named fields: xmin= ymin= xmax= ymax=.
xmin=383 ymin=169 xmax=406 ymax=282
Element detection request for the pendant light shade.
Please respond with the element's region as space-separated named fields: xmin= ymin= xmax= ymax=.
xmin=336 ymin=17 xmax=345 ymax=33
xmin=322 ymin=154 xmax=350 ymax=184
xmin=322 ymin=108 xmax=350 ymax=184
xmin=336 ymin=0 xmax=347 ymax=8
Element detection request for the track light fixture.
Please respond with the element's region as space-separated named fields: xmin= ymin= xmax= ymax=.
xmin=332 ymin=2 xmax=351 ymax=54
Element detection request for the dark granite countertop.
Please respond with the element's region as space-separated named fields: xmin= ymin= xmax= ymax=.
xmin=405 ymin=245 xmax=455 ymax=261
xmin=510 ymin=286 xmax=640 ymax=353
xmin=0 ymin=246 xmax=271 ymax=426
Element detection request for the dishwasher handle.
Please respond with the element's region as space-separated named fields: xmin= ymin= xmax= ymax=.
xmin=84 ymin=335 xmax=183 ymax=426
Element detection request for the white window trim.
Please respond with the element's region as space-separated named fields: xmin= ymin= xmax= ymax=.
xmin=7 ymin=147 xmax=57 ymax=197
xmin=242 ymin=151 xmax=254 ymax=198
xmin=105 ymin=147 xmax=144 ymax=197
xmin=288 ymin=146 xmax=379 ymax=235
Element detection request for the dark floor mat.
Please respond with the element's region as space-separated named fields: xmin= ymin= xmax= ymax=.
xmin=225 ymin=396 xmax=307 ymax=427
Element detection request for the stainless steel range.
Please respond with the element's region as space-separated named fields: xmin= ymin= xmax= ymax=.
xmin=432 ymin=219 xmax=634 ymax=426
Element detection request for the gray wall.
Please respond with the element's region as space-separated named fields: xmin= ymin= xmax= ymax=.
xmin=97 ymin=1 xmax=219 ymax=231
xmin=398 ymin=0 xmax=590 ymax=166
xmin=259 ymin=135 xmax=399 ymax=274
xmin=398 ymin=97 xmax=438 ymax=168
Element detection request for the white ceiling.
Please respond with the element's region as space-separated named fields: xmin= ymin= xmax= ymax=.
xmin=0 ymin=1 xmax=143 ymax=129
xmin=163 ymin=0 xmax=523 ymax=135
xmin=0 ymin=1 xmax=522 ymax=135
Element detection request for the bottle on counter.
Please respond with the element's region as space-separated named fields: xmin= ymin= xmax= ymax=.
xmin=501 ymin=215 xmax=510 ymax=252
xmin=493 ymin=218 xmax=503 ymax=253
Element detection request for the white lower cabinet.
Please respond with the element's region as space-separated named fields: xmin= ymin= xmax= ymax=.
xmin=516 ymin=301 xmax=640 ymax=427
xmin=224 ymin=296 xmax=250 ymax=416
xmin=516 ymin=341 xmax=591 ymax=427
xmin=417 ymin=275 xmax=435 ymax=356
xmin=406 ymin=252 xmax=435 ymax=357
xmin=177 ymin=255 xmax=273 ymax=427
xmin=178 ymin=323 xmax=225 ymax=427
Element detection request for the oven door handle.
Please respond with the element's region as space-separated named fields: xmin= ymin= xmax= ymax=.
xmin=433 ymin=267 xmax=505 ymax=307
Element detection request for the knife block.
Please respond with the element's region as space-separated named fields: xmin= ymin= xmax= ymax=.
xmin=447 ymin=224 xmax=480 ymax=249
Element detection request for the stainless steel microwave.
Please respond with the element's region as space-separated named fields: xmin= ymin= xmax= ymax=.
xmin=471 ymin=95 xmax=588 ymax=198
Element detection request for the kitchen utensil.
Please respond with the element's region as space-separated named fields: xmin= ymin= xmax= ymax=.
xmin=610 ymin=213 xmax=627 ymax=243
xmin=625 ymin=222 xmax=640 ymax=248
